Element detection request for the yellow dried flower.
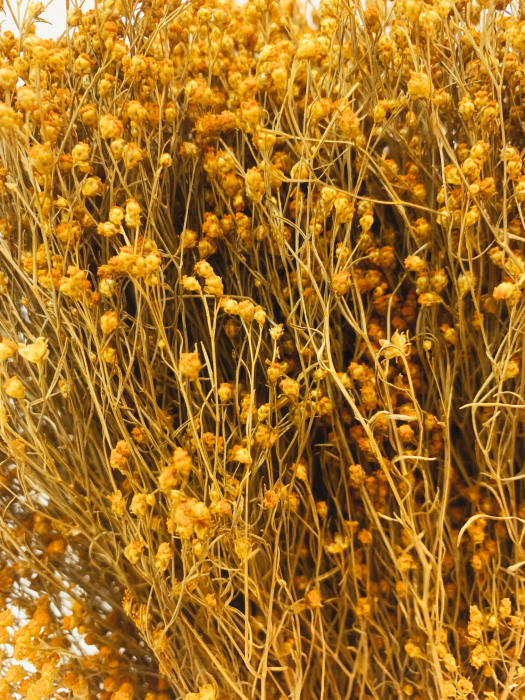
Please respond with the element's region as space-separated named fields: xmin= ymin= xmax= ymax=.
xmin=179 ymin=352 xmax=202 ymax=380
xmin=407 ymin=71 xmax=431 ymax=99
xmin=155 ymin=543 xmax=173 ymax=571
xmin=125 ymin=199 xmax=141 ymax=228
xmin=100 ymin=114 xmax=124 ymax=139
xmin=4 ymin=376 xmax=24 ymax=399
xmin=18 ymin=337 xmax=49 ymax=364
xmin=100 ymin=311 xmax=119 ymax=335
xmin=29 ymin=143 xmax=54 ymax=175
xmin=0 ymin=337 xmax=17 ymax=361
xmin=280 ymin=377 xmax=300 ymax=398
xmin=332 ymin=271 xmax=351 ymax=296
xmin=108 ymin=490 xmax=127 ymax=516
xmin=124 ymin=540 xmax=145 ymax=564
xmin=82 ymin=177 xmax=104 ymax=198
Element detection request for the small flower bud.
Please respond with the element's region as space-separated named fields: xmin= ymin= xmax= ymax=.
xmin=267 ymin=362 xmax=283 ymax=384
xmin=179 ymin=352 xmax=202 ymax=380
xmin=254 ymin=306 xmax=266 ymax=325
xmin=348 ymin=464 xmax=366 ymax=487
xmin=404 ymin=255 xmax=427 ymax=272
xmin=100 ymin=311 xmax=119 ymax=335
xmin=280 ymin=377 xmax=300 ymax=398
xmin=407 ymin=71 xmax=431 ymax=100
xmin=29 ymin=142 xmax=54 ymax=175
xmin=124 ymin=540 xmax=145 ymax=564
xmin=306 ymin=590 xmax=323 ymax=608
xmin=4 ymin=376 xmax=24 ymax=399
xmin=100 ymin=114 xmax=124 ymax=139
xmin=18 ymin=337 xmax=49 ymax=364
xmin=99 ymin=279 xmax=117 ymax=297
xmin=108 ymin=490 xmax=127 ymax=516
xmin=203 ymin=273 xmax=223 ymax=297
xmin=82 ymin=176 xmax=104 ymax=198
xmin=218 ymin=382 xmax=234 ymax=402
xmin=332 ymin=271 xmax=351 ymax=296
xmin=0 ymin=337 xmax=17 ymax=361
xmin=182 ymin=276 xmax=201 ymax=292
xmin=270 ymin=324 xmax=284 ymax=339
xmin=125 ymin=199 xmax=141 ymax=228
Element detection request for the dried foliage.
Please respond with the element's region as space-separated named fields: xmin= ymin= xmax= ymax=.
xmin=2 ymin=0 xmax=525 ymax=698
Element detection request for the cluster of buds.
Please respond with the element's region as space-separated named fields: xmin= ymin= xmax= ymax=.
xmin=170 ymin=496 xmax=212 ymax=540
xmin=98 ymin=239 xmax=162 ymax=286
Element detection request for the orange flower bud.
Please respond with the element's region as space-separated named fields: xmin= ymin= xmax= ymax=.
xmin=203 ymin=273 xmax=223 ymax=297
xmin=29 ymin=142 xmax=54 ymax=175
xmin=79 ymin=104 xmax=98 ymax=128
xmin=4 ymin=376 xmax=24 ymax=399
xmin=0 ymin=337 xmax=17 ymax=361
xmin=332 ymin=271 xmax=351 ymax=296
xmin=124 ymin=540 xmax=145 ymax=564
xmin=306 ymin=589 xmax=323 ymax=607
xmin=155 ymin=543 xmax=173 ymax=571
xmin=179 ymin=352 xmax=202 ymax=380
xmin=82 ymin=176 xmax=104 ymax=198
xmin=123 ymin=142 xmax=143 ymax=170
xmin=125 ymin=199 xmax=141 ymax=228
xmin=18 ymin=337 xmax=48 ymax=364
xmin=218 ymin=382 xmax=234 ymax=402
xmin=100 ymin=114 xmax=124 ymax=139
xmin=108 ymin=490 xmax=127 ymax=516
xmin=100 ymin=311 xmax=119 ymax=335
xmin=17 ymin=86 xmax=37 ymax=111
xmin=280 ymin=377 xmax=300 ymax=398
xmin=73 ymin=53 xmax=95 ymax=75
xmin=0 ymin=65 xmax=17 ymax=91
xmin=407 ymin=71 xmax=431 ymax=100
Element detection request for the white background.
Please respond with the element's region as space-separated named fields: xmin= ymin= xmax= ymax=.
xmin=1 ymin=0 xmax=93 ymax=39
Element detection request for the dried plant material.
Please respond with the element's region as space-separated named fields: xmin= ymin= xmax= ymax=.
xmin=0 ymin=0 xmax=525 ymax=698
